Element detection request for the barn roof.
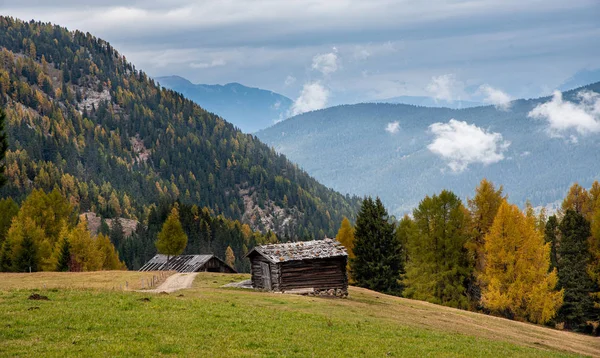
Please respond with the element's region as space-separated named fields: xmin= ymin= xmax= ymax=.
xmin=139 ymin=254 xmax=234 ymax=273
xmin=246 ymin=238 xmax=347 ymax=264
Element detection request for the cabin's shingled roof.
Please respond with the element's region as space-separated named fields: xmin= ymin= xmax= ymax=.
xmin=139 ymin=254 xmax=235 ymax=273
xmin=246 ymin=238 xmax=348 ymax=263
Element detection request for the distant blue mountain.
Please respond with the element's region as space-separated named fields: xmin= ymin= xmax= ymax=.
xmin=156 ymin=76 xmax=292 ymax=133
xmin=559 ymin=68 xmax=600 ymax=92
xmin=380 ymin=95 xmax=482 ymax=109
xmin=257 ymin=82 xmax=600 ymax=215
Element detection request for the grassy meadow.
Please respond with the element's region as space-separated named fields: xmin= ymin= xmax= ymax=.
xmin=0 ymin=272 xmax=598 ymax=357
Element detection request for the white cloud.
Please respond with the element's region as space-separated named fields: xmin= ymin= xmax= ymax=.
xmin=426 ymin=74 xmax=465 ymax=102
xmin=189 ymin=58 xmax=226 ymax=69
xmin=528 ymin=90 xmax=600 ymax=138
xmin=385 ymin=121 xmax=400 ymax=134
xmin=428 ymin=119 xmax=510 ymax=172
xmin=353 ymin=47 xmax=371 ymax=61
xmin=312 ymin=48 xmax=339 ymax=75
xmin=479 ymin=84 xmax=512 ymax=110
xmin=290 ymin=82 xmax=330 ymax=116
xmin=284 ymin=75 xmax=296 ymax=86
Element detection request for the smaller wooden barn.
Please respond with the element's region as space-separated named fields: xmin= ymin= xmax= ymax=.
xmin=246 ymin=239 xmax=348 ymax=297
xmin=139 ymin=254 xmax=237 ymax=273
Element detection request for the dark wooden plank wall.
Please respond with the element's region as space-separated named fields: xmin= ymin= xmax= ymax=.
xmin=249 ymin=254 xmax=281 ymax=290
xmin=279 ymin=257 xmax=347 ymax=291
xmin=202 ymin=257 xmax=236 ymax=273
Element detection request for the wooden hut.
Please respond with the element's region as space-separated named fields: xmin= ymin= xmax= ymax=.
xmin=139 ymin=254 xmax=237 ymax=273
xmin=245 ymin=239 xmax=348 ymax=297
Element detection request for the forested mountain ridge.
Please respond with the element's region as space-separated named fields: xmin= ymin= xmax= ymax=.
xmin=257 ymin=82 xmax=600 ymax=215
xmin=155 ymin=75 xmax=293 ymax=133
xmin=0 ymin=17 xmax=360 ymax=241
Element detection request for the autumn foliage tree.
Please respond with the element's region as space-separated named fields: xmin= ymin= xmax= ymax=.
xmin=480 ymin=201 xmax=563 ymax=324
xmin=155 ymin=206 xmax=188 ymax=268
xmin=467 ymin=179 xmax=505 ymax=304
xmin=225 ymin=246 xmax=235 ymax=269
xmin=335 ymin=217 xmax=355 ymax=279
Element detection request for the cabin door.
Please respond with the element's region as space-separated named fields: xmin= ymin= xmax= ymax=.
xmin=260 ymin=262 xmax=272 ymax=290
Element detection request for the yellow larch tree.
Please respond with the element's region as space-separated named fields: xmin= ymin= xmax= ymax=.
xmin=481 ymin=201 xmax=563 ymax=324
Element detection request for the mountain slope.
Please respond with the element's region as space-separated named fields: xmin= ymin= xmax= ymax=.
xmin=257 ymin=83 xmax=600 ymax=215
xmin=0 ymin=17 xmax=359 ymax=240
xmin=380 ymin=95 xmax=482 ymax=109
xmin=155 ymin=75 xmax=292 ymax=133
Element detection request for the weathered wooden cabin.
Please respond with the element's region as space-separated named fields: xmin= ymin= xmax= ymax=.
xmin=139 ymin=254 xmax=237 ymax=273
xmin=246 ymin=239 xmax=348 ymax=297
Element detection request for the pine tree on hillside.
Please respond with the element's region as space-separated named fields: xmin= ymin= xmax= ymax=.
xmin=404 ymin=190 xmax=472 ymax=309
xmin=156 ymin=206 xmax=188 ymax=269
xmin=14 ymin=233 xmax=37 ymax=273
xmin=351 ymin=197 xmax=404 ymax=295
xmin=109 ymin=218 xmax=125 ymax=248
xmin=56 ymin=237 xmax=71 ymax=272
xmin=0 ymin=108 xmax=7 ymax=188
xmin=481 ymin=201 xmax=563 ymax=324
xmin=557 ymin=210 xmax=598 ymax=331
xmin=545 ymin=215 xmax=560 ymax=271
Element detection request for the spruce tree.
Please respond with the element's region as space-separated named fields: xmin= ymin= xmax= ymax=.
xmin=0 ymin=108 xmax=7 ymax=188
xmin=351 ymin=197 xmax=404 ymax=295
xmin=0 ymin=241 xmax=13 ymax=272
xmin=56 ymin=237 xmax=71 ymax=272
xmin=156 ymin=206 xmax=188 ymax=269
xmin=545 ymin=215 xmax=560 ymax=271
xmin=109 ymin=218 xmax=124 ymax=248
xmin=557 ymin=210 xmax=597 ymax=331
xmin=14 ymin=234 xmax=37 ymax=273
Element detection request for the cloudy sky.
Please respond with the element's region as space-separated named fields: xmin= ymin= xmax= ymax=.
xmin=2 ymin=0 xmax=599 ymax=107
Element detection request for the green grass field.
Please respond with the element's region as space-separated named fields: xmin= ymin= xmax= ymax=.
xmin=1 ymin=272 xmax=598 ymax=357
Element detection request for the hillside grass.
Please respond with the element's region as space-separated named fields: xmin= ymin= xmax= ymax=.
xmin=0 ymin=271 xmax=175 ymax=291
xmin=0 ymin=272 xmax=598 ymax=357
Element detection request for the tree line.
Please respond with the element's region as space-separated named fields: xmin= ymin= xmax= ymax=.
xmin=337 ymin=179 xmax=600 ymax=334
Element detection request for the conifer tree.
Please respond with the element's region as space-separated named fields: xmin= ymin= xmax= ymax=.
xmin=561 ymin=183 xmax=592 ymax=218
xmin=336 ymin=217 xmax=355 ymax=259
xmin=352 ymin=197 xmax=404 ymax=295
xmin=467 ymin=179 xmax=505 ymax=274
xmin=481 ymin=201 xmax=562 ymax=324
xmin=396 ymin=215 xmax=415 ymax=265
xmin=109 ymin=218 xmax=124 ymax=248
xmin=336 ymin=217 xmax=355 ymax=279
xmin=556 ymin=210 xmax=597 ymax=331
xmin=0 ymin=198 xmax=19 ymax=244
xmin=0 ymin=108 xmax=7 ymax=188
xmin=14 ymin=233 xmax=37 ymax=273
xmin=0 ymin=241 xmax=13 ymax=272
xmin=404 ymin=190 xmax=472 ymax=309
xmin=544 ymin=215 xmax=560 ymax=271
xmin=56 ymin=237 xmax=71 ymax=272
xmin=156 ymin=206 xmax=188 ymax=268
xmin=96 ymin=233 xmax=126 ymax=270
xmin=225 ymin=245 xmax=235 ymax=269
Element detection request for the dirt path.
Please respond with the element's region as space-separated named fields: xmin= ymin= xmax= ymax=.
xmin=144 ymin=273 xmax=198 ymax=293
